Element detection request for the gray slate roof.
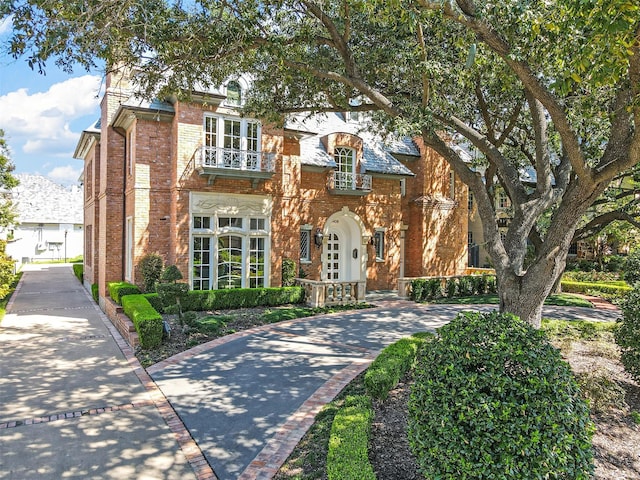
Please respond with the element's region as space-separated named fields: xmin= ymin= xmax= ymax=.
xmin=12 ymin=174 xmax=83 ymax=224
xmin=285 ymin=113 xmax=417 ymax=176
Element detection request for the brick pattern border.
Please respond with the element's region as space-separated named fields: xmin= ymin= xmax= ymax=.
xmin=0 ymin=400 xmax=154 ymax=429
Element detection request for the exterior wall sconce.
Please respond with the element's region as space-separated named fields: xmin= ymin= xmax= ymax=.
xmin=314 ymin=228 xmax=324 ymax=248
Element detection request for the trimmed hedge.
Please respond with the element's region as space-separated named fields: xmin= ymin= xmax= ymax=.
xmin=121 ymin=294 xmax=163 ymax=349
xmin=73 ymin=264 xmax=83 ymax=282
xmin=411 ymin=274 xmax=497 ymax=302
xmin=364 ymin=333 xmax=434 ymax=400
xmin=409 ymin=311 xmax=594 ymax=480
xmin=327 ymin=395 xmax=375 ymax=480
xmin=561 ymin=280 xmax=632 ymax=296
xmin=91 ymin=283 xmax=99 ymax=303
xmin=108 ymin=281 xmax=142 ymax=305
xmin=616 ymin=285 xmax=640 ymax=384
xmin=143 ymin=293 xmax=164 ymax=313
xmin=181 ymin=286 xmax=305 ymax=311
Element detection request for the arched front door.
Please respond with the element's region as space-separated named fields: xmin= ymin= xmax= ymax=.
xmin=322 ymin=208 xmax=366 ymax=284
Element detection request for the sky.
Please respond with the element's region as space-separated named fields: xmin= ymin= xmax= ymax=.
xmin=0 ymin=16 xmax=103 ymax=186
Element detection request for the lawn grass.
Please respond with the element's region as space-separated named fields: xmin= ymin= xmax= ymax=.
xmin=260 ymin=303 xmax=373 ymax=324
xmin=541 ymin=317 xmax=617 ymax=341
xmin=432 ymin=292 xmax=593 ymax=308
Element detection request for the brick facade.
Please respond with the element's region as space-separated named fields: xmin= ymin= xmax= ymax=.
xmin=77 ymin=70 xmax=468 ymax=305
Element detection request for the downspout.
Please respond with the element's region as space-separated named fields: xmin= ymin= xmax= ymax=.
xmin=113 ymin=126 xmax=127 ymax=280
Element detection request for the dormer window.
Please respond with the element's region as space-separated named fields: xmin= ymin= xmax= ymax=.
xmin=226 ymin=81 xmax=242 ymax=106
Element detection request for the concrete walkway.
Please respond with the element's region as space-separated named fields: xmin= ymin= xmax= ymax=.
xmin=0 ymin=264 xmax=201 ymax=480
xmin=0 ymin=265 xmax=621 ymax=480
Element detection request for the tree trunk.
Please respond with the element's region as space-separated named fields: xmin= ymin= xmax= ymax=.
xmin=498 ymin=274 xmax=549 ymax=329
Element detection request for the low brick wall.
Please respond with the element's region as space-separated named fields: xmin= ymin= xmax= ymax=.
xmin=103 ymin=297 xmax=140 ymax=348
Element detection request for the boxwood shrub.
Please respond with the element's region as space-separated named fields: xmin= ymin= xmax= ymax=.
xmin=411 ymin=275 xmax=496 ymax=302
xmin=91 ymin=283 xmax=99 ymax=303
xmin=561 ymin=280 xmax=631 ymax=297
xmin=364 ymin=333 xmax=434 ymax=400
xmin=616 ymin=284 xmax=640 ymax=384
xmin=108 ymin=281 xmax=142 ymax=305
xmin=408 ymin=311 xmax=594 ymax=480
xmin=122 ymin=294 xmax=163 ymax=349
xmin=326 ymin=395 xmax=375 ymax=480
xmin=181 ymin=286 xmax=304 ymax=311
xmin=72 ymin=263 xmax=83 ymax=282
xmin=143 ymin=293 xmax=164 ymax=313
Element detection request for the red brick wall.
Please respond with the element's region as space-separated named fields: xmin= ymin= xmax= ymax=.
xmin=90 ymin=78 xmax=468 ymax=298
xmin=401 ymin=138 xmax=468 ymax=277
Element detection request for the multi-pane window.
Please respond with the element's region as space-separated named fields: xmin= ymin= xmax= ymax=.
xmin=203 ymin=115 xmax=261 ymax=169
xmin=218 ymin=235 xmax=243 ymax=289
xmin=334 ymin=147 xmax=355 ymax=189
xmin=192 ymin=214 xmax=269 ymax=290
xmin=249 ymin=238 xmax=266 ymax=288
xmin=498 ymin=191 xmax=510 ymax=209
xmin=374 ymin=230 xmax=385 ymax=261
xmin=192 ymin=236 xmax=212 ymax=290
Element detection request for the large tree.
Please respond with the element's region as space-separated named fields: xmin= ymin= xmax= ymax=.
xmin=3 ymin=0 xmax=638 ymax=326
xmin=0 ymin=130 xmax=19 ymax=229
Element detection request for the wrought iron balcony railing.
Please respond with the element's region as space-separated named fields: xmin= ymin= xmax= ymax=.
xmin=327 ymin=171 xmax=372 ymax=195
xmin=195 ymin=146 xmax=276 ymax=187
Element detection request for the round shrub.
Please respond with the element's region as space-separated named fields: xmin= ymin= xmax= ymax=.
xmin=616 ymin=284 xmax=640 ymax=383
xmin=408 ymin=311 xmax=594 ymax=480
xmin=623 ymin=249 xmax=640 ymax=285
xmin=138 ymin=253 xmax=164 ymax=292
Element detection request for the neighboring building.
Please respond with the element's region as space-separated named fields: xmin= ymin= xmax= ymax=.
xmin=74 ymin=69 xmax=468 ymax=307
xmin=467 ymin=190 xmax=512 ymax=268
xmin=6 ymin=174 xmax=83 ymax=265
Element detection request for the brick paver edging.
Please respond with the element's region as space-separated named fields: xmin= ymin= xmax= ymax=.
xmin=81 ymin=286 xmax=219 ymax=480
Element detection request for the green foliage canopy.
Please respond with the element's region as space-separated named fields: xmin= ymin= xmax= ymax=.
xmin=3 ymin=1 xmax=638 ymax=325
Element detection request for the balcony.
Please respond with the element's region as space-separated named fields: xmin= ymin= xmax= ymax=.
xmin=196 ymin=146 xmax=276 ymax=188
xmin=327 ymin=171 xmax=372 ymax=196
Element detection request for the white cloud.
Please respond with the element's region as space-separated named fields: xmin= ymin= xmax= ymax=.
xmin=0 ymin=75 xmax=102 ymax=155
xmin=0 ymin=16 xmax=12 ymax=36
xmin=47 ymin=165 xmax=83 ymax=185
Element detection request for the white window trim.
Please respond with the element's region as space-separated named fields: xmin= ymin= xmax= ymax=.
xmin=203 ymin=114 xmax=262 ymax=153
xmin=191 ymin=214 xmax=270 ymax=290
xmin=224 ymin=80 xmax=243 ymax=107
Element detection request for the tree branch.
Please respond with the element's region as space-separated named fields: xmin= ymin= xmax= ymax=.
xmin=574 ymin=211 xmax=640 ymax=241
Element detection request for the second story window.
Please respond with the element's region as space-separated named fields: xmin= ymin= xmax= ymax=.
xmin=334 ymin=146 xmax=355 ymax=189
xmin=226 ymin=81 xmax=242 ymax=106
xmin=203 ymin=115 xmax=261 ymax=170
xmin=498 ymin=191 xmax=511 ymax=209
